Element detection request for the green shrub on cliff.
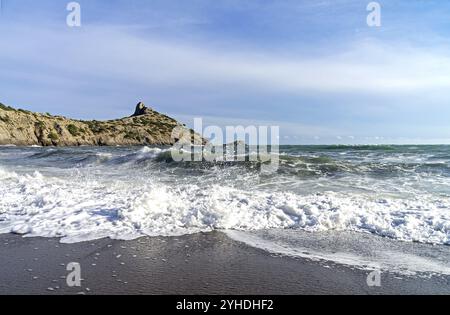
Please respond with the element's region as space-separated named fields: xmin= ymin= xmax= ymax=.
xmin=18 ymin=108 xmax=32 ymax=114
xmin=35 ymin=121 xmax=45 ymax=129
xmin=0 ymin=103 xmax=15 ymax=111
xmin=48 ymin=132 xmax=59 ymax=141
xmin=86 ymin=121 xmax=107 ymax=134
xmin=67 ymin=124 xmax=80 ymax=136
xmin=124 ymin=130 xmax=142 ymax=141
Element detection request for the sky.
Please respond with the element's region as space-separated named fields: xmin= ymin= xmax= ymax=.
xmin=0 ymin=0 xmax=450 ymax=144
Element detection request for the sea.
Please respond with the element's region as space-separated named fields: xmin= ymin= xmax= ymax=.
xmin=0 ymin=145 xmax=449 ymax=277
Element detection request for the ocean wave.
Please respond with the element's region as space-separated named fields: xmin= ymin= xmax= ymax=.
xmin=14 ymin=146 xmax=450 ymax=180
xmin=315 ymin=145 xmax=397 ymax=151
xmin=0 ymin=167 xmax=448 ymax=245
xmin=0 ymin=167 xmax=18 ymax=180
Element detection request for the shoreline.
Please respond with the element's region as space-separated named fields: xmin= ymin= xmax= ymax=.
xmin=0 ymin=232 xmax=448 ymax=295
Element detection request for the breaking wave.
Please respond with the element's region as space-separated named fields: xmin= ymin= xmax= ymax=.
xmin=0 ymin=163 xmax=448 ymax=245
xmin=0 ymin=145 xmax=449 ymax=248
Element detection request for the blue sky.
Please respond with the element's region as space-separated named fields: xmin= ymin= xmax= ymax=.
xmin=1 ymin=0 xmax=450 ymax=144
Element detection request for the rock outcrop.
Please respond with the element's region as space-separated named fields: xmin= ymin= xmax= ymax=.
xmin=0 ymin=101 xmax=203 ymax=146
xmin=132 ymin=102 xmax=153 ymax=117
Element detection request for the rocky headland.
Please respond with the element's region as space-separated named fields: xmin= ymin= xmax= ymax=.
xmin=0 ymin=102 xmax=201 ymax=146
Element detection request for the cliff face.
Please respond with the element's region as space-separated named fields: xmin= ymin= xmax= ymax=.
xmin=0 ymin=102 xmax=200 ymax=146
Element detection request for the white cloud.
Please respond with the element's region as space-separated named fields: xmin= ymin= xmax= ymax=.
xmin=2 ymin=23 xmax=450 ymax=143
xmin=2 ymin=25 xmax=450 ymax=96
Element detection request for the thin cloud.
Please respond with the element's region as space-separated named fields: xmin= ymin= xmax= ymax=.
xmin=2 ymin=25 xmax=450 ymax=96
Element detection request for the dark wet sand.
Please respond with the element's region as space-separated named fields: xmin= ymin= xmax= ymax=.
xmin=0 ymin=232 xmax=448 ymax=295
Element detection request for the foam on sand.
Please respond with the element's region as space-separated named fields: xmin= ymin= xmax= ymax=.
xmin=0 ymin=166 xmax=448 ymax=246
xmin=225 ymin=230 xmax=450 ymax=276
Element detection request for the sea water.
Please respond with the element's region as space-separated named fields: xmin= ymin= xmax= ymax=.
xmin=0 ymin=145 xmax=449 ymax=276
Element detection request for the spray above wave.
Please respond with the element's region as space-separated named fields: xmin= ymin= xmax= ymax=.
xmin=85 ymin=147 xmax=450 ymax=179
xmin=16 ymin=146 xmax=450 ymax=182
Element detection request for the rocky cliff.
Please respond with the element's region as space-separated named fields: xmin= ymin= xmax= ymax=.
xmin=0 ymin=102 xmax=201 ymax=146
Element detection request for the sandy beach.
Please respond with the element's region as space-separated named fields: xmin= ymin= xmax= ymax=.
xmin=0 ymin=232 xmax=448 ymax=295
xmin=2 ymin=0 xmax=450 ymax=300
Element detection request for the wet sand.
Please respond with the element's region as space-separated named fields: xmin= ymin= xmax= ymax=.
xmin=0 ymin=232 xmax=448 ymax=295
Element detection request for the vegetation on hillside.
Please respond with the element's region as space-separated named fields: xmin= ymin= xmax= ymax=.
xmin=0 ymin=101 xmax=201 ymax=146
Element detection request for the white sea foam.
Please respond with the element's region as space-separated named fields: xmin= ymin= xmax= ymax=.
xmin=0 ymin=166 xmax=449 ymax=245
xmin=0 ymin=167 xmax=17 ymax=180
xmin=138 ymin=146 xmax=163 ymax=156
xmin=225 ymin=230 xmax=450 ymax=276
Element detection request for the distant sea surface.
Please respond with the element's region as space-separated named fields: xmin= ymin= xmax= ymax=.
xmin=1 ymin=145 xmax=449 ymax=276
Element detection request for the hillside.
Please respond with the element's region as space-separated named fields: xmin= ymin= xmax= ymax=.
xmin=0 ymin=102 xmax=201 ymax=146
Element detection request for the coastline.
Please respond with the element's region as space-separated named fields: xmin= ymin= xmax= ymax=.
xmin=0 ymin=102 xmax=203 ymax=147
xmin=0 ymin=232 xmax=448 ymax=295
